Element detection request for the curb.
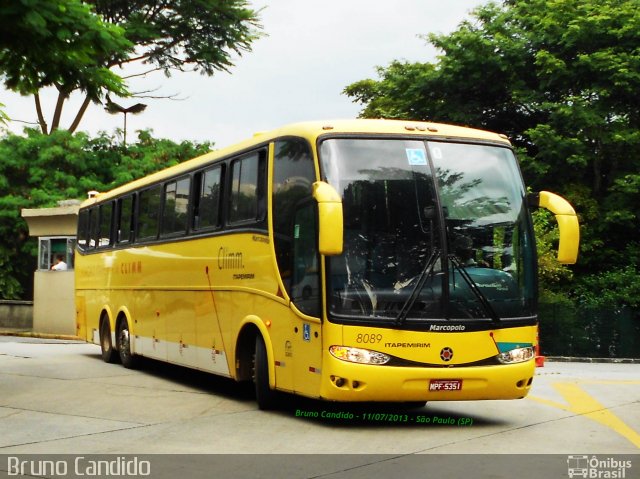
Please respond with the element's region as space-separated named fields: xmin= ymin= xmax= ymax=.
xmin=546 ymin=356 xmax=640 ymax=364
xmin=0 ymin=330 xmax=82 ymax=341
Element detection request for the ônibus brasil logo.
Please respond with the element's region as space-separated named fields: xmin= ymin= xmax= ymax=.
xmin=567 ymin=455 xmax=633 ymax=478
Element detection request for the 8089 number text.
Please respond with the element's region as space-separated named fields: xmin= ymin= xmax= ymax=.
xmin=355 ymin=333 xmax=383 ymax=344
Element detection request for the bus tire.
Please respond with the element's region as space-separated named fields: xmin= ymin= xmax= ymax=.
xmin=254 ymin=335 xmax=278 ymax=410
xmin=99 ymin=319 xmax=118 ymax=363
xmin=117 ymin=319 xmax=137 ymax=369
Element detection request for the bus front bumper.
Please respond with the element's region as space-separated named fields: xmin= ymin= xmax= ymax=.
xmin=319 ymin=354 xmax=535 ymax=402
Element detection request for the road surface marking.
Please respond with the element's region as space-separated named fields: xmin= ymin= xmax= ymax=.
xmin=529 ymin=381 xmax=640 ymax=448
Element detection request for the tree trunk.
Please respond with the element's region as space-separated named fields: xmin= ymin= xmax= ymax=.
xmin=50 ymin=90 xmax=68 ymax=132
xmin=34 ymin=94 xmax=48 ymax=134
xmin=69 ymin=96 xmax=92 ymax=133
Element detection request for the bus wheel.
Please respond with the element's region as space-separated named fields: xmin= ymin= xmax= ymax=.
xmin=254 ymin=335 xmax=278 ymax=410
xmin=99 ymin=319 xmax=118 ymax=363
xmin=117 ymin=320 xmax=137 ymax=369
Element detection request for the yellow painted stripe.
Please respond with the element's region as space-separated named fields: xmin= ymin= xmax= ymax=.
xmin=529 ymin=382 xmax=640 ymax=448
xmin=577 ymin=380 xmax=640 ymax=386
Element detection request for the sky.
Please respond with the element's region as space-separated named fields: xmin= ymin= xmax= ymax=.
xmin=1 ymin=0 xmax=489 ymax=150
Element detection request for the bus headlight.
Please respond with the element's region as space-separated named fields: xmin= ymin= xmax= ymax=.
xmin=329 ymin=345 xmax=391 ymax=365
xmin=497 ymin=346 xmax=535 ymax=364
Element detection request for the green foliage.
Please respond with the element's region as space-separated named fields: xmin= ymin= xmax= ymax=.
xmin=0 ymin=102 xmax=8 ymax=126
xmin=0 ymin=244 xmax=23 ymax=299
xmin=0 ymin=129 xmax=211 ymax=299
xmin=344 ymin=0 xmax=640 ymax=308
xmin=0 ymin=0 xmax=130 ymax=98
xmin=89 ymin=0 xmax=263 ymax=76
xmin=532 ymin=209 xmax=573 ymax=288
xmin=574 ymin=266 xmax=640 ymax=309
xmin=0 ymin=1 xmax=262 ymax=133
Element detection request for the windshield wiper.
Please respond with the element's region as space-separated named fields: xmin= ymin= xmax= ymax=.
xmin=395 ymin=249 xmax=440 ymax=326
xmin=449 ymin=255 xmax=501 ymax=323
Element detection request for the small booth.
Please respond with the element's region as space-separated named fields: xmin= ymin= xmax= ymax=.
xmin=21 ymin=201 xmax=79 ymax=335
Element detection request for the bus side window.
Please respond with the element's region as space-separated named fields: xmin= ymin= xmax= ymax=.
xmin=272 ymin=138 xmax=315 ymax=296
xmin=193 ymin=166 xmax=223 ymax=230
xmin=162 ymin=176 xmax=190 ymax=236
xmin=77 ymin=209 xmax=90 ymax=250
xmin=291 ymin=201 xmax=320 ymax=317
xmin=116 ymin=195 xmax=135 ymax=244
xmin=228 ymin=150 xmax=266 ymax=225
xmin=88 ymin=207 xmax=98 ymax=249
xmin=98 ymin=202 xmax=113 ymax=248
xmin=137 ymin=185 xmax=162 ymax=241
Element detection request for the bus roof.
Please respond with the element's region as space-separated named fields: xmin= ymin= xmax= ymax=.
xmin=80 ymin=119 xmax=511 ymax=207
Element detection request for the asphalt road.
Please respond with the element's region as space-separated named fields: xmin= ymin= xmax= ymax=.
xmin=0 ymin=336 xmax=638 ymax=478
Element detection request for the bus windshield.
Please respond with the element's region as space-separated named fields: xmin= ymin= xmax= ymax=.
xmin=320 ymin=138 xmax=536 ymax=325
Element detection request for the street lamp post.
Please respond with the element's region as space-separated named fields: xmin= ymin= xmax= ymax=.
xmin=104 ymin=95 xmax=147 ymax=147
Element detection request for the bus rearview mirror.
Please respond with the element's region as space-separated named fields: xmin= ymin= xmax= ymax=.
xmin=529 ymin=191 xmax=580 ymax=264
xmin=312 ymin=181 xmax=343 ymax=256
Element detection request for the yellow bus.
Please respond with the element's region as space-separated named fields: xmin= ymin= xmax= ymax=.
xmin=75 ymin=119 xmax=579 ymax=409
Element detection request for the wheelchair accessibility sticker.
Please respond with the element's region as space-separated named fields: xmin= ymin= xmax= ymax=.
xmin=303 ymin=323 xmax=311 ymax=342
xmin=406 ymin=148 xmax=427 ymax=166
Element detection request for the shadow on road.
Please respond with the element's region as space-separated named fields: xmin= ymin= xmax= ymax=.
xmin=85 ymin=351 xmax=505 ymax=429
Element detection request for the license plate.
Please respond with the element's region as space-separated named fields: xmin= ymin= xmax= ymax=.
xmin=429 ymin=379 xmax=463 ymax=391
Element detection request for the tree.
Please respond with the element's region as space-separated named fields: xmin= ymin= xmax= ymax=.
xmin=0 ymin=0 xmax=262 ymax=134
xmin=0 ymin=102 xmax=8 ymax=126
xmin=0 ymin=129 xmax=211 ymax=299
xmin=0 ymin=0 xmax=132 ymax=132
xmin=344 ymin=0 xmax=640 ymax=305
